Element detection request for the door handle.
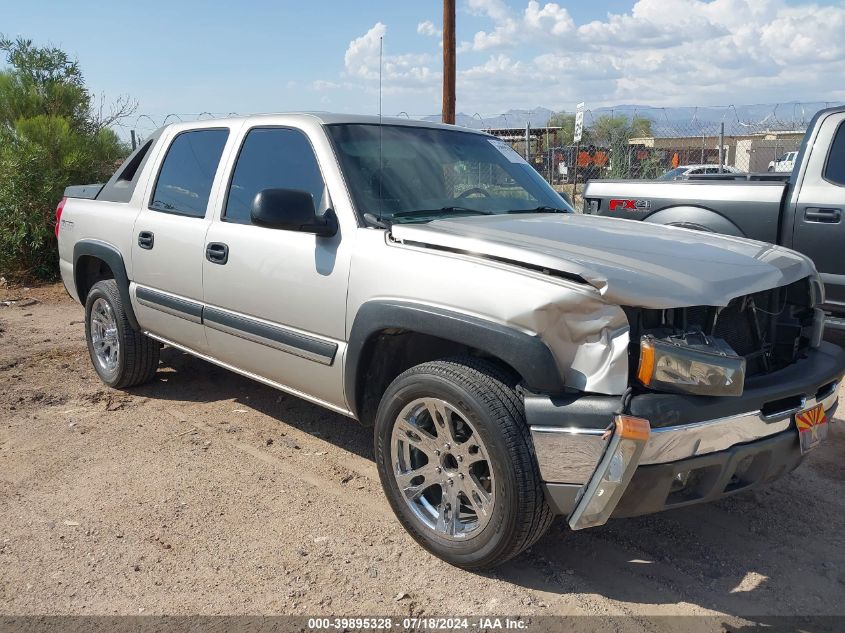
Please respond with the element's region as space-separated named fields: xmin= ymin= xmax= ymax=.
xmin=138 ymin=231 xmax=154 ymax=249
xmin=804 ymin=208 xmax=841 ymax=223
xmin=205 ymin=242 xmax=229 ymax=265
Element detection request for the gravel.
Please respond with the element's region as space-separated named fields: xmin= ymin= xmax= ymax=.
xmin=1 ymin=283 xmax=843 ymax=622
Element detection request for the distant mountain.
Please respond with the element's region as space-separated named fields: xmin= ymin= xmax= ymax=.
xmin=422 ymin=102 xmax=842 ymax=135
xmin=421 ymin=108 xmax=556 ymax=129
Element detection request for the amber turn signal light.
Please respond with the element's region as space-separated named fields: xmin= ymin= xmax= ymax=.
xmin=615 ymin=415 xmax=651 ymax=442
xmin=637 ymin=338 xmax=655 ymax=386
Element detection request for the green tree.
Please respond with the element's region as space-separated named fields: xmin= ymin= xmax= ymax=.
xmin=547 ymin=111 xmax=593 ymax=146
xmin=0 ymin=36 xmax=133 ymax=280
xmin=591 ymin=114 xmax=652 ymax=145
xmin=590 ymin=114 xmax=653 ymax=178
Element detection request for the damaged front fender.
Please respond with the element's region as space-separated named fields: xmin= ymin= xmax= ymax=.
xmin=346 ymin=230 xmax=633 ymax=402
xmin=507 ymin=293 xmax=631 ymax=394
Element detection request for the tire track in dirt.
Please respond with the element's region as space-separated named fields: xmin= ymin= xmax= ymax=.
xmin=155 ymin=405 xmax=388 ymax=517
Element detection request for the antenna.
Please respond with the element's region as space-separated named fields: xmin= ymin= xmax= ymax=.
xmin=378 ymin=35 xmax=384 ymax=222
xmin=379 ymin=36 xmax=383 ymax=121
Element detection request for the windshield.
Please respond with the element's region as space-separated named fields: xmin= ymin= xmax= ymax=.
xmin=326 ymin=124 xmax=572 ymax=224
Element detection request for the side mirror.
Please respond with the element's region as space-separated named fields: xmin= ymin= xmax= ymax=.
xmin=250 ymin=188 xmax=338 ymax=237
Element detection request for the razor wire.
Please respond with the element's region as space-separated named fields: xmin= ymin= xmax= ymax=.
xmin=120 ymin=102 xmax=838 ymax=186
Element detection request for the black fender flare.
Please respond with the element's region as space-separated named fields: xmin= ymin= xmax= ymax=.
xmin=72 ymin=239 xmax=140 ymax=330
xmin=643 ymin=206 xmax=745 ymax=237
xmin=344 ymin=300 xmax=565 ymax=418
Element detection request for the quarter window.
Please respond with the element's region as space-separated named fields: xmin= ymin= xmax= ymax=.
xmin=225 ymin=127 xmax=326 ymax=224
xmin=150 ymin=129 xmax=229 ymax=217
xmin=824 ymin=122 xmax=845 ymax=186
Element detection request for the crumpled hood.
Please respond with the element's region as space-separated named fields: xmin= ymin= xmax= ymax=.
xmin=390 ymin=213 xmax=816 ymax=309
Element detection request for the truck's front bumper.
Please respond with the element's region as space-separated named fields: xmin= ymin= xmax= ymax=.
xmin=612 ymin=427 xmax=805 ymax=518
xmin=526 ymin=342 xmax=845 ymax=522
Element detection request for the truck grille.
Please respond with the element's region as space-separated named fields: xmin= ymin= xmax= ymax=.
xmin=627 ymin=277 xmax=818 ymax=382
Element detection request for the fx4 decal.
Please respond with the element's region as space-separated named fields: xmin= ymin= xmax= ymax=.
xmin=609 ymin=199 xmax=651 ymax=212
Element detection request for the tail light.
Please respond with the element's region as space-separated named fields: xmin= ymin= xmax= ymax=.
xmin=55 ymin=197 xmax=67 ymax=238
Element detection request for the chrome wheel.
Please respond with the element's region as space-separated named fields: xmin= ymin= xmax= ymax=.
xmin=390 ymin=397 xmax=495 ymax=540
xmin=90 ymin=297 xmax=120 ymax=376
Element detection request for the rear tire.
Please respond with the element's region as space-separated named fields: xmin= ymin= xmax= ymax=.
xmin=374 ymin=357 xmax=553 ymax=570
xmin=84 ymin=280 xmax=159 ymax=388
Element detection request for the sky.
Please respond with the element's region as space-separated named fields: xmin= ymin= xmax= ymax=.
xmin=3 ymin=0 xmax=845 ymax=135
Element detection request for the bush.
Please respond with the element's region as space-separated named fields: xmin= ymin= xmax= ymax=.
xmin=0 ymin=36 xmax=131 ymax=281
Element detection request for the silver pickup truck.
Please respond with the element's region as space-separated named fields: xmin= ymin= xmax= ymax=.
xmin=584 ymin=105 xmax=845 ymax=328
xmin=56 ymin=114 xmax=844 ymax=569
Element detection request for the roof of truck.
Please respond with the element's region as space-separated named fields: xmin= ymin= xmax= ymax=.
xmin=160 ymin=112 xmax=489 ymax=134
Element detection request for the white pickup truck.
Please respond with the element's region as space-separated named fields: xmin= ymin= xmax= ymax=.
xmin=769 ymin=151 xmax=798 ymax=172
xmin=57 ymin=114 xmax=844 ymax=569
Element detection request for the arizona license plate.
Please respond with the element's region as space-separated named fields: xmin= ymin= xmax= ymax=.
xmin=796 ymin=403 xmax=828 ymax=454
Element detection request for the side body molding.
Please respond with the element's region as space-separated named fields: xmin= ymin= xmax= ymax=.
xmin=72 ymin=239 xmax=139 ymax=330
xmin=345 ymin=300 xmax=565 ymax=418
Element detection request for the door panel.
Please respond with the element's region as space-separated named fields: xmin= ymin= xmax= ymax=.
xmin=131 ymin=211 xmax=212 ymax=351
xmin=792 ymin=112 xmax=845 ymax=312
xmin=201 ymin=126 xmax=351 ymax=410
xmin=130 ymin=128 xmax=230 ymax=351
xmin=201 ymin=223 xmax=350 ymax=409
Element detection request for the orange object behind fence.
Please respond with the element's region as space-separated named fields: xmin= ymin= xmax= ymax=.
xmin=577 ymin=150 xmax=609 ymax=168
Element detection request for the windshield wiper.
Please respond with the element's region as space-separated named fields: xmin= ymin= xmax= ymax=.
xmin=506 ymin=206 xmax=567 ymax=214
xmin=363 ymin=212 xmax=390 ymax=228
xmin=391 ymin=206 xmax=493 ymax=220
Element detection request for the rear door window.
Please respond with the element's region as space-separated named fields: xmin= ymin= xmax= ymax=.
xmin=150 ymin=129 xmax=229 ymax=217
xmin=224 ymin=127 xmax=326 ymax=224
xmin=824 ymin=122 xmax=845 ymax=186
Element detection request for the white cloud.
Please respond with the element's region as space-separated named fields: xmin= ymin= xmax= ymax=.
xmin=467 ymin=0 xmax=512 ymax=23
xmin=340 ymin=22 xmax=440 ymax=98
xmin=344 ymin=22 xmax=386 ymax=80
xmin=311 ymin=79 xmax=340 ymax=91
xmin=524 ymin=1 xmax=574 ymax=36
xmin=322 ymin=1 xmax=845 ymax=114
xmin=417 ymin=20 xmax=442 ymax=37
xmin=759 ymin=5 xmax=845 ymax=63
xmin=467 ymin=1 xmax=575 ymax=51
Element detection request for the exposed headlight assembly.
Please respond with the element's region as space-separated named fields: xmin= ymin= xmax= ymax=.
xmin=637 ymin=332 xmax=746 ymax=397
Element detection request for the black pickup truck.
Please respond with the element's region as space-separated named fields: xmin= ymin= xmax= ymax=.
xmin=584 ymin=105 xmax=845 ymax=328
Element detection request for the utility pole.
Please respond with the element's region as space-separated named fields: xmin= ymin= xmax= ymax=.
xmin=442 ymin=0 xmax=456 ymax=124
xmin=130 ymin=130 xmax=137 ymax=151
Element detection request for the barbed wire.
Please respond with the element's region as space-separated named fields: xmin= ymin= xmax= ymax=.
xmin=390 ymin=103 xmax=835 ymax=135
xmin=115 ymin=101 xmax=838 ymax=186
xmin=121 ymin=101 xmax=839 ymax=137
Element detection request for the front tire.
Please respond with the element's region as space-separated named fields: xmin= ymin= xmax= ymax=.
xmin=85 ymin=279 xmax=160 ymax=388
xmin=374 ymin=358 xmax=553 ymax=570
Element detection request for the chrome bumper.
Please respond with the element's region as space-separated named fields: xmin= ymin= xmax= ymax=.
xmin=531 ymin=381 xmax=839 ymax=486
xmin=641 ymin=381 xmax=838 ymax=465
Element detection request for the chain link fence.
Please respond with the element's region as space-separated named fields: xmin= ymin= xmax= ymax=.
xmin=478 ymin=104 xmax=832 ymax=205
xmin=122 ymin=103 xmax=836 ymax=207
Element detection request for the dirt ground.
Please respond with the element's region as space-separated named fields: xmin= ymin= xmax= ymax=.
xmin=1 ymin=283 xmax=844 ymax=626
